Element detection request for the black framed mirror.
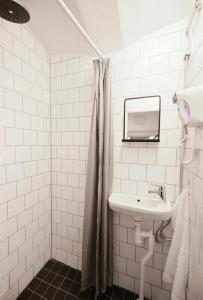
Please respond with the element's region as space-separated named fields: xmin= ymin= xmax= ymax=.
xmin=122 ymin=95 xmax=161 ymax=142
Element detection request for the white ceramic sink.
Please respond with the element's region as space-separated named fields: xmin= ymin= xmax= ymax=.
xmin=108 ymin=193 xmax=171 ymax=221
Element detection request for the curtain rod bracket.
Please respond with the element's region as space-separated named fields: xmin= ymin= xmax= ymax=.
xmin=184 ymin=54 xmax=191 ymax=61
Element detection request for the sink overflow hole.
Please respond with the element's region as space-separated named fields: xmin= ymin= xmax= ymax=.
xmin=137 ymin=199 xmax=140 ymax=202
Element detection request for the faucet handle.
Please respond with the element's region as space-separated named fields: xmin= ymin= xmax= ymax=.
xmin=148 ymin=184 xmax=166 ymax=202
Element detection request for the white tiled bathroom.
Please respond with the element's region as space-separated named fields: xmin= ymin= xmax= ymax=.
xmin=0 ymin=1 xmax=203 ymax=300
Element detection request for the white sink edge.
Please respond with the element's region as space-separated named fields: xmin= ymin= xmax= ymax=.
xmin=108 ymin=192 xmax=172 ymax=221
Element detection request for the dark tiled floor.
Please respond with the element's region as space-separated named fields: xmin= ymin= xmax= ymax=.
xmin=17 ymin=259 xmax=149 ymax=300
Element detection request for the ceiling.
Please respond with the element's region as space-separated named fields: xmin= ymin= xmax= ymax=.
xmin=18 ymin=0 xmax=192 ymax=56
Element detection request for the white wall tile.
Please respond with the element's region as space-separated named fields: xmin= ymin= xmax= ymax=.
xmin=4 ymin=89 xmax=22 ymax=111
xmin=0 ymin=67 xmax=13 ymax=89
xmin=7 ymin=164 xmax=24 ymax=182
xmin=129 ymin=164 xmax=146 ymax=181
xmin=122 ymin=147 xmax=138 ymax=164
xmin=0 ymin=250 xmax=18 ymax=277
xmin=141 ymin=38 xmax=159 ymax=58
xmin=0 ymin=21 xmax=51 ymax=298
xmin=8 ymin=196 xmax=24 ymax=217
xmin=0 ymin=217 xmax=17 ymax=242
xmin=0 ymin=27 xmax=12 ymax=50
xmin=49 ymin=20 xmax=186 ymax=298
xmin=119 ymin=273 xmax=134 ymax=291
xmin=13 ymin=38 xmax=29 ymax=62
xmin=4 ymin=50 xmax=21 ymax=75
xmin=138 ymin=148 xmax=157 ymax=164
xmin=157 ymin=148 xmax=177 ymax=166
xmin=160 ymin=32 xmax=182 ymax=54
xmin=120 ymin=242 xmax=135 ymax=260
xmin=114 ymin=255 xmax=126 ymax=273
xmin=147 ymin=165 xmax=165 ymax=183
xmin=0 ymin=182 xmax=16 ymax=203
xmin=166 ymin=166 xmax=180 ymax=185
xmin=9 ymin=228 xmax=25 ymax=252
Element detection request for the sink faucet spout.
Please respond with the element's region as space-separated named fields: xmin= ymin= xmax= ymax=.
xmin=148 ymin=184 xmax=166 ymax=203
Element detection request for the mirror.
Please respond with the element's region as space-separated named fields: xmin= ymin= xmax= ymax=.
xmin=122 ymin=95 xmax=161 ymax=142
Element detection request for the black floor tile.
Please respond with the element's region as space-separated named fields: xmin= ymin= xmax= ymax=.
xmin=17 ymin=259 xmax=151 ymax=300
xmin=58 ymin=265 xmax=71 ymax=277
xmin=43 ymin=271 xmax=56 ymax=284
xmin=67 ymin=268 xmax=78 ymax=281
xmin=17 ymin=288 xmax=33 ymax=299
xmin=60 ymin=278 xmax=73 ymax=293
xmin=77 ymin=288 xmax=90 ymax=300
xmin=74 ymin=271 xmax=81 ymax=283
xmin=36 ymin=269 xmax=49 ymax=280
xmin=64 ymin=293 xmax=76 ymax=300
xmin=51 ymin=275 xmax=65 ymax=288
xmin=35 ymin=281 xmax=50 ymax=296
xmin=43 ymin=286 xmax=57 ymax=300
xmin=88 ymin=288 xmax=96 ymax=300
xmin=105 ymin=286 xmax=114 ymax=297
xmin=27 ymin=278 xmax=41 ymax=292
xmin=112 ymin=286 xmax=125 ymax=300
xmin=44 ymin=260 xmax=56 ymax=271
xmin=123 ymin=290 xmax=136 ymax=300
xmin=68 ymin=282 xmax=81 ymax=296
xmin=52 ymin=262 xmax=63 ymax=274
xmin=53 ymin=289 xmax=67 ymax=299
xmin=29 ymin=292 xmax=43 ymax=300
xmin=99 ymin=295 xmax=111 ymax=300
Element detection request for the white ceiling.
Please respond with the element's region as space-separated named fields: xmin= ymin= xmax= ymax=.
xmin=18 ymin=0 xmax=192 ymax=56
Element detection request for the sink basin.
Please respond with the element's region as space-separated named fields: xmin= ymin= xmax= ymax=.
xmin=108 ymin=193 xmax=171 ymax=221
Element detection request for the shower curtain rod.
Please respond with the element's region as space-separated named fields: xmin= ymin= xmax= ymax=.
xmin=56 ymin=0 xmax=104 ymax=59
xmin=186 ymin=0 xmax=202 ymax=36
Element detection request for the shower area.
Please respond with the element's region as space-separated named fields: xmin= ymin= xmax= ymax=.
xmin=0 ymin=0 xmax=203 ymax=300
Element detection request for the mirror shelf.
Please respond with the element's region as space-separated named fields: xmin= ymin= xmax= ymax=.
xmin=122 ymin=95 xmax=161 ymax=143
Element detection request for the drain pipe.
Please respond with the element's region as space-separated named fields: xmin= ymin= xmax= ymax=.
xmin=134 ymin=220 xmax=154 ymax=300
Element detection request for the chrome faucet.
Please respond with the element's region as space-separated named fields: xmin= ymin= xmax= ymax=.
xmin=148 ymin=184 xmax=166 ymax=202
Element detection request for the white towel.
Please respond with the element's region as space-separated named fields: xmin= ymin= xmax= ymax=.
xmin=163 ymin=188 xmax=189 ymax=300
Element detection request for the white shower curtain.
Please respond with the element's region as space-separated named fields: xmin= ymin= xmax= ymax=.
xmin=81 ymin=58 xmax=113 ymax=297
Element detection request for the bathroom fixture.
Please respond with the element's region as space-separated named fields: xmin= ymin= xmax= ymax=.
xmin=155 ymin=219 xmax=172 ymax=244
xmin=173 ymin=86 xmax=203 ymax=165
xmin=148 ymin=184 xmax=166 ymax=203
xmin=56 ymin=0 xmax=104 ymax=59
xmin=134 ymin=220 xmax=154 ymax=300
xmin=122 ymin=95 xmax=161 ymax=142
xmin=0 ymin=0 xmax=30 ymax=24
xmin=184 ymin=53 xmax=191 ymax=61
xmin=108 ymin=193 xmax=171 ymax=221
xmin=109 ymin=193 xmax=171 ymax=300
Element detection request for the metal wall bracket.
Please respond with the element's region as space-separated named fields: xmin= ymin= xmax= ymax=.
xmin=184 ymin=53 xmax=191 ymax=61
xmin=195 ymin=0 xmax=202 ymax=10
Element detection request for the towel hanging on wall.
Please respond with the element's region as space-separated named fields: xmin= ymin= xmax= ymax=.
xmin=163 ymin=188 xmax=189 ymax=300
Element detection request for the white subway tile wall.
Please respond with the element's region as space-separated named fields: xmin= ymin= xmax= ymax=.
xmin=183 ymin=7 xmax=203 ymax=300
xmin=1 ymin=11 xmax=202 ymax=300
xmin=50 ymin=20 xmax=186 ymax=299
xmin=0 ymin=19 xmax=51 ymax=299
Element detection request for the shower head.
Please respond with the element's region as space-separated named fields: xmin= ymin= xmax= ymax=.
xmin=0 ymin=0 xmax=30 ymax=24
